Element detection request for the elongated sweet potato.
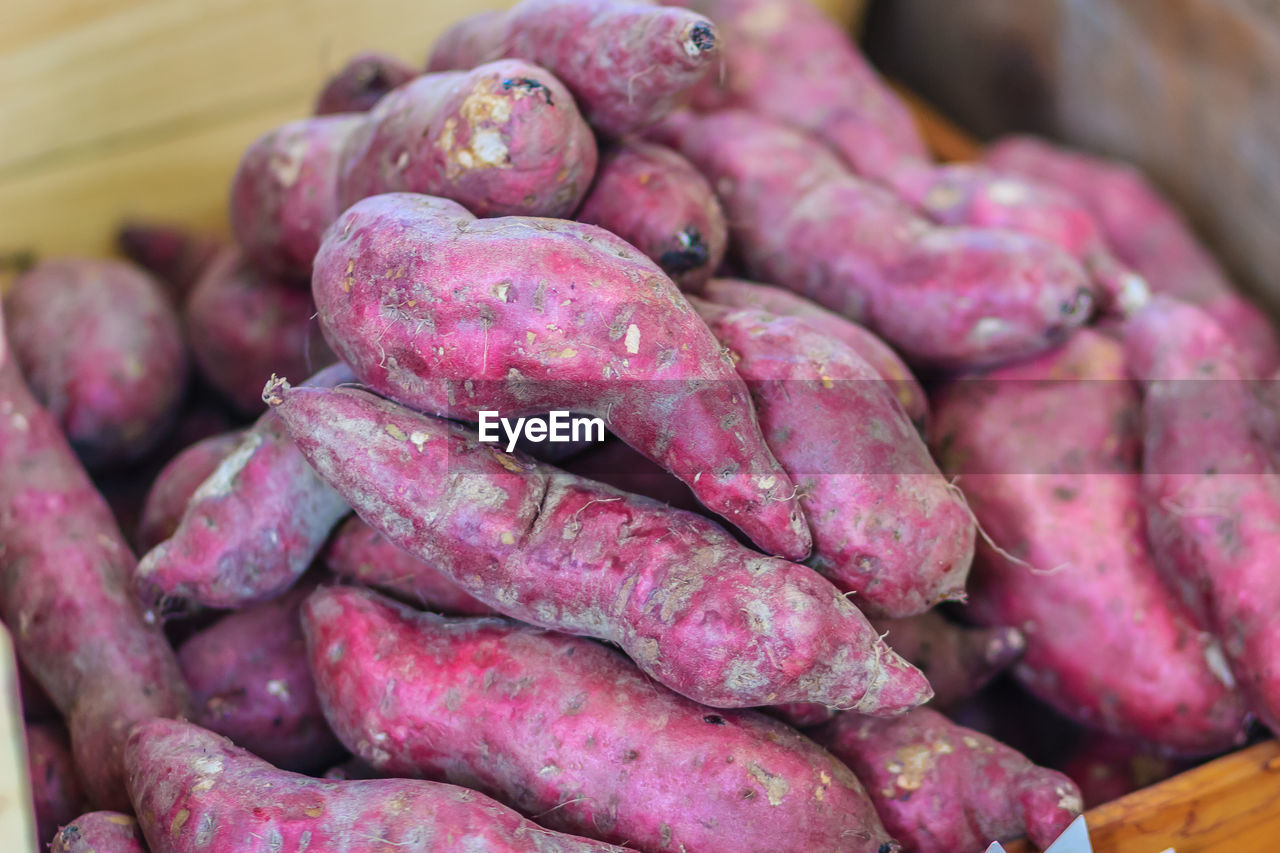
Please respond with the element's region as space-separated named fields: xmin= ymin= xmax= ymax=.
xmin=679 ymin=0 xmax=924 ymax=179
xmin=324 ymin=515 xmax=494 ymax=616
xmin=576 ymin=140 xmax=727 ymax=290
xmin=135 ymin=364 xmax=351 ymax=612
xmin=305 ymin=585 xmax=900 ymax=853
xmin=51 ymin=812 xmax=147 ymax=853
xmin=177 ymin=582 xmax=341 ymax=771
xmin=337 ymin=60 xmax=596 ymax=219
xmin=315 ymin=51 xmax=417 ymax=115
xmin=267 ymin=378 xmax=930 ymax=711
xmin=126 ymin=718 xmax=628 ymax=852
xmin=0 ymin=300 xmax=192 ymax=809
xmin=931 ymin=329 xmax=1249 ymax=752
xmin=312 ymin=192 xmax=809 ymax=558
xmin=427 ymin=0 xmax=718 ymax=137
xmin=814 ymin=707 xmax=1082 ymax=852
xmin=701 ymin=278 xmax=928 ymax=427
xmin=26 ymin=722 xmax=88 ymax=846
xmin=4 ymin=259 xmax=187 ymax=467
xmin=693 ymin=301 xmax=973 ymax=617
xmin=987 ymin=135 xmax=1280 ymax=377
xmin=137 ymin=431 xmax=244 ymax=552
xmin=655 ymin=111 xmax=1094 ymax=369
xmin=185 ymin=249 xmax=335 ymax=414
xmin=1124 ymin=297 xmax=1280 ymax=732
xmin=116 ymin=221 xmax=222 ymax=305
xmin=231 ymin=114 xmax=364 ymax=279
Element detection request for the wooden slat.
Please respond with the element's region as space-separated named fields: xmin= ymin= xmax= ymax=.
xmin=0 ymin=628 xmax=36 ymax=853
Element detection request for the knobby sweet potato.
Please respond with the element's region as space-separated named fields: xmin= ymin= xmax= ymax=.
xmin=427 ymin=0 xmax=719 ymax=137
xmin=324 ymin=515 xmax=495 ymax=616
xmin=655 ymin=111 xmax=1094 ymax=369
xmin=137 ymin=431 xmax=244 ymax=552
xmin=314 ymin=51 xmax=417 ymax=115
xmin=4 ymin=259 xmax=187 ymax=467
xmin=312 ymin=192 xmax=809 ymax=559
xmin=0 ymin=300 xmax=192 ymax=809
xmin=26 ymin=722 xmax=88 ymax=846
xmin=931 ymin=329 xmax=1248 ymax=752
xmin=304 ymin=585 xmax=899 ymax=853
xmin=701 ymin=278 xmax=928 ymax=428
xmin=51 ymin=812 xmax=147 ymax=853
xmin=576 ymin=140 xmax=727 ymax=291
xmin=693 ymin=301 xmax=973 ymax=617
xmin=814 ymin=707 xmax=1082 ymax=852
xmin=135 ymin=364 xmax=351 ymax=612
xmin=987 ymin=135 xmax=1280 ymax=377
xmin=266 ymin=378 xmax=930 ymax=711
xmin=125 ymin=719 xmax=628 ymax=852
xmin=185 ymin=249 xmax=335 ymax=414
xmin=1125 ymin=297 xmax=1280 ymax=732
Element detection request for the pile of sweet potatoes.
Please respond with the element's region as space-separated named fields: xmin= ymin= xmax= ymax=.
xmin=6 ymin=0 xmax=1280 ymax=851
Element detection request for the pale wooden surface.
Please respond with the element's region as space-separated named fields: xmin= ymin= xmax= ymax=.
xmin=0 ymin=628 xmax=36 ymax=853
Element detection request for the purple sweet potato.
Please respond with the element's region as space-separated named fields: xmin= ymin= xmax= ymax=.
xmin=4 ymin=259 xmax=187 ymax=467
xmin=185 ymin=249 xmax=335 ymax=414
xmin=701 ymin=278 xmax=928 ymax=427
xmin=0 ymin=300 xmax=192 ymax=809
xmin=314 ymin=51 xmax=417 ymax=115
xmin=267 ymin=378 xmax=931 ymax=711
xmin=693 ymin=301 xmax=974 ymax=618
xmin=51 ymin=812 xmax=147 ymax=853
xmin=931 ymin=329 xmax=1249 ymax=752
xmin=304 ymin=585 xmax=900 ymax=853
xmin=679 ymin=0 xmax=924 ymax=179
xmin=134 ymin=365 xmax=351 ymax=612
xmin=987 ymin=135 xmax=1280 ymax=377
xmin=116 ymin=221 xmax=222 ymax=305
xmin=26 ymin=722 xmax=88 ymax=846
xmin=177 ymin=582 xmax=341 ymax=771
xmin=230 ymin=115 xmax=364 ymax=280
xmin=427 ymin=0 xmax=719 ymax=137
xmin=1059 ymin=732 xmax=1184 ymax=809
xmin=125 ymin=718 xmax=628 ymax=853
xmin=312 ymin=192 xmax=809 ymax=559
xmin=1124 ymin=297 xmax=1280 ymax=732
xmin=136 ymin=431 xmax=244 ymax=552
xmin=814 ymin=707 xmax=1083 ymax=852
xmin=576 ymin=140 xmax=727 ymax=291
xmin=337 ymin=60 xmax=596 ymax=220
xmin=656 ymin=110 xmax=1094 ymax=369
xmin=324 ymin=515 xmax=494 ymax=616
xmin=871 ymin=610 xmax=1025 ymax=709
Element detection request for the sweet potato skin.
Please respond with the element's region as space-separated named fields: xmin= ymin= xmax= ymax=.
xmin=986 ymin=135 xmax=1280 ymax=377
xmin=177 ymin=582 xmax=341 ymax=771
xmin=137 ymin=431 xmax=244 ymax=552
xmin=4 ymin=259 xmax=187 ymax=467
xmin=312 ymin=191 xmax=809 ymax=559
xmin=338 ymin=60 xmax=596 ymax=220
xmin=323 ymin=515 xmax=494 ymax=616
xmin=694 ymin=302 xmax=974 ymax=617
xmin=304 ymin=585 xmax=898 ymax=853
xmin=701 ymin=278 xmax=928 ymax=427
xmin=1060 ymin=732 xmax=1184 ymax=809
xmin=0 ymin=301 xmax=192 ymax=809
xmin=815 ymin=707 xmax=1082 ymax=852
xmin=26 ymin=722 xmax=88 ymax=847
xmin=931 ymin=329 xmax=1249 ymax=752
xmin=231 ymin=115 xmax=363 ymax=280
xmin=185 ymin=249 xmax=335 ymax=414
xmin=427 ymin=0 xmax=719 ymax=137
xmin=135 ymin=365 xmax=351 ymax=612
xmin=657 ymin=111 xmax=1094 ymax=369
xmin=125 ymin=718 xmax=628 ymax=853
xmin=50 ymin=811 xmax=147 ymax=853
xmin=1124 ymin=297 xmax=1280 ymax=731
xmin=314 ymin=51 xmax=417 ymax=115
xmin=267 ymin=379 xmax=930 ymax=712
xmin=576 ymin=141 xmax=727 ymax=291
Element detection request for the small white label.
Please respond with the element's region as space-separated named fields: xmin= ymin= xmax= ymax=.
xmin=477 ymin=410 xmax=605 ymax=452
